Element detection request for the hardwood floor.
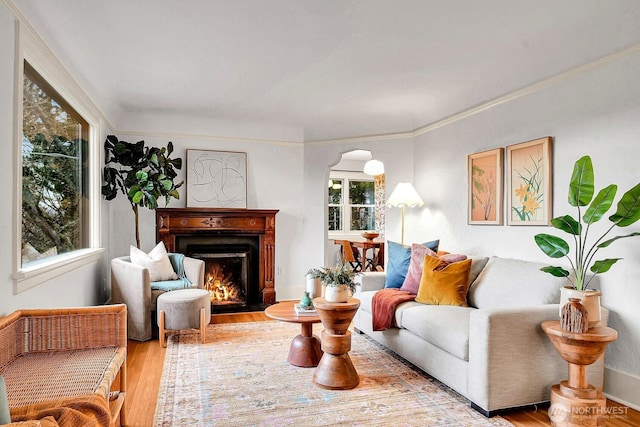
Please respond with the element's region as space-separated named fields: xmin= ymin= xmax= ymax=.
xmin=122 ymin=312 xmax=640 ymax=426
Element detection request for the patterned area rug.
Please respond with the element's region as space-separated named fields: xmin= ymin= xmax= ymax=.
xmin=154 ymin=321 xmax=513 ymax=426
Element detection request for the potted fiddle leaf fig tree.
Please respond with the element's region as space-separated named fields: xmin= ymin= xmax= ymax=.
xmin=102 ymin=135 xmax=183 ymax=248
xmin=534 ymin=155 xmax=640 ymax=326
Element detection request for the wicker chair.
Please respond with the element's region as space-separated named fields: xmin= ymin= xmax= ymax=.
xmin=0 ymin=304 xmax=127 ymax=426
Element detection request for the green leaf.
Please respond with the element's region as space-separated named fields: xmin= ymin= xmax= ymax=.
xmin=128 ymin=185 xmax=140 ymax=198
xmin=550 ymin=215 xmax=580 ymax=235
xmin=540 ymin=266 xmax=570 ymax=277
xmin=160 ymin=179 xmax=172 ymax=191
xmin=609 ymin=182 xmax=640 ymax=227
xmin=583 ymin=184 xmax=617 ymax=224
xmin=146 ymin=194 xmax=158 ymax=209
xmin=167 ymin=141 xmax=174 ymax=155
xmin=568 ymin=156 xmax=594 ymax=207
xmin=169 ymin=189 xmax=180 ymax=199
xmin=535 ymin=234 xmax=570 ymax=258
xmin=106 ymin=134 xmax=119 ymax=146
xmin=135 ymin=170 xmax=148 ymax=181
xmin=132 ymin=190 xmax=143 ymax=204
xmin=590 ymin=258 xmax=622 ymax=274
xmin=150 ymin=153 xmax=159 ymax=166
xmin=598 ymin=232 xmax=640 ymax=248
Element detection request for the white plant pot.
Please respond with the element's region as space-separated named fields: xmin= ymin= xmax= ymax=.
xmin=559 ymin=286 xmax=602 ymax=328
xmin=324 ymin=285 xmax=350 ymax=303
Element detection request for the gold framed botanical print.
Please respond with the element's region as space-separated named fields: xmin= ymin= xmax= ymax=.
xmin=506 ymin=137 xmax=553 ymax=225
xmin=468 ymin=148 xmax=504 ymax=225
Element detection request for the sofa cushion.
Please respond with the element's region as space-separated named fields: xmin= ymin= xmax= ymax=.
xmin=467 ymin=256 xmax=563 ymax=309
xmin=385 ymin=240 xmax=439 ymax=288
xmin=399 ymin=244 xmax=437 ymax=294
xmin=415 ymin=256 xmax=472 ymax=307
xmin=401 ymin=305 xmax=474 ymax=361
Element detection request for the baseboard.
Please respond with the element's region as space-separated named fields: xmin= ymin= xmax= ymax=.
xmin=604 ymin=367 xmax=640 ymax=411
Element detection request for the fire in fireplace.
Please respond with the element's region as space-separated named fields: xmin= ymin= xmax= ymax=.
xmin=199 ymin=251 xmax=248 ymax=306
xmin=191 ymin=245 xmax=251 ymax=308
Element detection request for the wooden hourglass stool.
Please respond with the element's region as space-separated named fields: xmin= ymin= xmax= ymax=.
xmin=312 ymin=297 xmax=361 ymax=390
xmin=541 ymin=320 xmax=617 ymax=427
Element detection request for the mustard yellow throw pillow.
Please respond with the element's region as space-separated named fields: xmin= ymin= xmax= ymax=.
xmin=416 ymin=255 xmax=472 ymax=306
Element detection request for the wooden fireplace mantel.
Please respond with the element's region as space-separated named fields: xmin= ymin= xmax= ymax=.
xmin=156 ymin=208 xmax=279 ymax=305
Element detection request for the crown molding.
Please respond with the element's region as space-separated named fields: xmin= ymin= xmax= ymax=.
xmin=6 ymin=0 xmax=639 ymax=148
xmin=308 ymin=42 xmax=640 ymax=145
xmin=115 ymin=130 xmax=304 ymax=147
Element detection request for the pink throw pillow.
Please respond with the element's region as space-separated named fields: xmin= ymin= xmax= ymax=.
xmin=400 ymin=244 xmax=437 ymax=294
xmin=439 ymin=253 xmax=468 ymax=264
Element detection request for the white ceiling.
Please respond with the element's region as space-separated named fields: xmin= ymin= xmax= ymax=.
xmin=12 ymin=0 xmax=640 ymax=141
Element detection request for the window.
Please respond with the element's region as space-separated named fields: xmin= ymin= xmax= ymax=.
xmin=328 ymin=172 xmax=375 ymax=234
xmin=21 ymin=62 xmax=89 ymax=266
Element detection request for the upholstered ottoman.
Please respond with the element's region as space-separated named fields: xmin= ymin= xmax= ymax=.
xmin=157 ymin=288 xmax=211 ymax=347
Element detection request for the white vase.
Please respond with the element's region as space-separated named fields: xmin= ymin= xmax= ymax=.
xmin=324 ymin=285 xmax=350 ymax=303
xmin=559 ymin=286 xmax=602 ymax=328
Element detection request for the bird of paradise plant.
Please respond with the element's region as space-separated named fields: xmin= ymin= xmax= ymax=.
xmin=534 ymin=155 xmax=640 ymax=291
xmin=512 ymin=154 xmax=544 ymax=221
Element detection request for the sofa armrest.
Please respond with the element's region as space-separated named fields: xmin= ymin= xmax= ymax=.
xmin=354 ymin=272 xmax=386 ymax=293
xmin=468 ymin=304 xmax=565 ymax=414
xmin=111 ymin=256 xmax=152 ymax=341
xmin=183 ymin=256 xmax=205 ymax=288
xmin=467 ymin=304 xmax=608 ymax=414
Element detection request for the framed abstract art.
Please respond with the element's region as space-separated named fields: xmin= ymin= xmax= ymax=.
xmin=186 ymin=149 xmax=247 ymax=208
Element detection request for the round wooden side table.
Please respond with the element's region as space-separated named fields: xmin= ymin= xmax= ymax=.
xmin=265 ymin=301 xmax=323 ymax=367
xmin=312 ymin=297 xmax=361 ymax=390
xmin=541 ymin=320 xmax=617 ymax=427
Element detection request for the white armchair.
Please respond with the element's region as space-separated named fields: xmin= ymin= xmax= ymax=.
xmin=111 ymin=255 xmax=205 ymax=341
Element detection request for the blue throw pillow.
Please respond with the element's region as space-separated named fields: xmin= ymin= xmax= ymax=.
xmin=385 ymin=239 xmax=439 ymax=288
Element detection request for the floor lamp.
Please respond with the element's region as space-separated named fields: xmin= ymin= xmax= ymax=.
xmin=386 ymin=182 xmax=424 ymax=246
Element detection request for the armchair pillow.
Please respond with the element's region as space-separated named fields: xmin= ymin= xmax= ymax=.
xmin=130 ymin=242 xmax=178 ymax=282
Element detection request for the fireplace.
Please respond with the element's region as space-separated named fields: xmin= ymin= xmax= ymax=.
xmin=156 ymin=208 xmax=278 ymax=312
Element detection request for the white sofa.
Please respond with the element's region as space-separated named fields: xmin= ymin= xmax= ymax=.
xmin=353 ymin=256 xmax=607 ymax=416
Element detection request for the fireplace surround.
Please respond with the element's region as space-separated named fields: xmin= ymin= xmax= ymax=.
xmin=156 ymin=208 xmax=278 ymax=310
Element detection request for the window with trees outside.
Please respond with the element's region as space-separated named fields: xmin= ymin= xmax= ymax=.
xmin=21 ymin=61 xmax=90 ymax=266
xmin=328 ymin=172 xmax=375 ymax=234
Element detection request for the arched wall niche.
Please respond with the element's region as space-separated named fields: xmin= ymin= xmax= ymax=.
xmin=324 ymin=149 xmax=386 ymax=265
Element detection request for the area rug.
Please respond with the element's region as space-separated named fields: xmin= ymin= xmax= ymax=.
xmin=154 ymin=321 xmax=513 ymax=426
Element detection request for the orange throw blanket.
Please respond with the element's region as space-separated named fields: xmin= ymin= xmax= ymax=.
xmin=372 ymin=288 xmax=416 ymax=331
xmin=8 ymin=394 xmax=111 ymax=427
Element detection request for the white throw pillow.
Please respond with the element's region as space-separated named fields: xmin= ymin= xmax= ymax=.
xmin=130 ymin=242 xmax=178 ymax=282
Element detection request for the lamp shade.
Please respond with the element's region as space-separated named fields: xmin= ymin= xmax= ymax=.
xmin=363 ymin=159 xmax=385 ymax=175
xmin=386 ymin=182 xmax=424 ymax=208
